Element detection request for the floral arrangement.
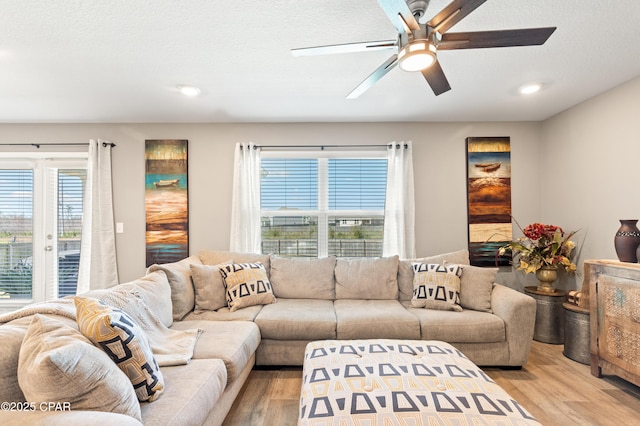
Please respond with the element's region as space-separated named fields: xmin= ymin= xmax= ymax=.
xmin=498 ymin=221 xmax=578 ymax=274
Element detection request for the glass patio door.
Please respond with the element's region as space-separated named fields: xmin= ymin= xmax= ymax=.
xmin=0 ymin=155 xmax=86 ymax=305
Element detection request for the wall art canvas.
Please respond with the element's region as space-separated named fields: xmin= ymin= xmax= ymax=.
xmin=466 ymin=137 xmax=512 ymax=266
xmin=145 ymin=139 xmax=188 ymax=267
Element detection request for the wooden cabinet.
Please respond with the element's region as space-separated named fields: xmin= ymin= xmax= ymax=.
xmin=585 ymin=260 xmax=640 ymax=387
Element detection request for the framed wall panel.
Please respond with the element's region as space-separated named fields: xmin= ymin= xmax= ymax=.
xmin=466 ymin=137 xmax=512 ymax=266
xmin=145 ymin=139 xmax=188 ymax=267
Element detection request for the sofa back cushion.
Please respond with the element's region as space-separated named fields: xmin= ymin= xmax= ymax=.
xmin=335 ymin=256 xmax=399 ymax=300
xmin=398 ymin=249 xmax=471 ymax=301
xmin=147 ymin=255 xmax=202 ymax=321
xmin=270 ymin=256 xmax=336 ymax=299
xmin=199 ymin=250 xmax=271 ymax=275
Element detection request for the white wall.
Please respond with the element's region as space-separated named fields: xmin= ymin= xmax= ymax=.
xmin=541 ymin=75 xmax=640 ymax=291
xmin=0 ymin=121 xmax=541 ymax=284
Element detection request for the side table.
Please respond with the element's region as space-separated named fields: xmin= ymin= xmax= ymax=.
xmin=524 ymin=286 xmax=566 ymax=344
xmin=562 ymin=302 xmax=590 ymax=364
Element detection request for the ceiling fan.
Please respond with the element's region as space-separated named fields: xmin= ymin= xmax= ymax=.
xmin=291 ymin=0 xmax=556 ymax=98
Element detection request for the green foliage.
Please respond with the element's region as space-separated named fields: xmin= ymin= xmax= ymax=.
xmin=0 ymin=261 xmax=33 ymax=296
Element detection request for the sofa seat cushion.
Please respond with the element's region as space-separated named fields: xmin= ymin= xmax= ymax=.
xmin=255 ymin=299 xmax=336 ymax=340
xmin=171 ymin=320 xmax=260 ymax=384
xmin=182 ymin=305 xmax=264 ymax=321
xmin=334 ymin=300 xmax=420 ymax=340
xmin=403 ymin=301 xmax=505 ymax=343
xmin=140 ymin=359 xmax=226 ymax=426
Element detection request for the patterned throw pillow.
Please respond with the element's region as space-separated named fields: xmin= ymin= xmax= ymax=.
xmin=411 ymin=263 xmax=463 ymax=311
xmin=218 ymin=262 xmax=276 ymax=312
xmin=74 ymin=295 xmax=164 ymax=402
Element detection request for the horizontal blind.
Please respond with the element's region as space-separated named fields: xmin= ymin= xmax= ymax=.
xmin=261 ymin=159 xmax=318 ymax=210
xmin=328 ymin=158 xmax=387 ymax=210
xmin=57 ymin=169 xmax=85 ymax=297
xmin=0 ymin=169 xmax=34 ymax=298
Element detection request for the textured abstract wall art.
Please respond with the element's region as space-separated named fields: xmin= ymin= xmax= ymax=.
xmin=466 ymin=137 xmax=512 ymax=266
xmin=145 ymin=139 xmax=188 ymax=267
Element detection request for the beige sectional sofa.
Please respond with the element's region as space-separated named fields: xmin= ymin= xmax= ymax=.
xmin=0 ymin=248 xmax=536 ymax=425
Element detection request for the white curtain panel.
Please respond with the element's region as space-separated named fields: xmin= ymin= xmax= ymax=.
xmin=229 ymin=142 xmax=262 ymax=253
xmin=77 ymin=139 xmax=119 ymax=292
xmin=383 ymin=141 xmax=416 ymax=259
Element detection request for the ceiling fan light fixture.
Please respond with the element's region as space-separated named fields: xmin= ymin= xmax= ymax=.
xmin=398 ymin=41 xmax=436 ymax=72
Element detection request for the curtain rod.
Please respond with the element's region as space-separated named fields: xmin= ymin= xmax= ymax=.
xmin=246 ymin=143 xmax=408 ymax=150
xmin=0 ymin=142 xmax=116 ymax=148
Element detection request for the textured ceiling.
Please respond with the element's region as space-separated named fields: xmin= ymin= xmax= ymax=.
xmin=1 ymin=0 xmax=640 ymax=123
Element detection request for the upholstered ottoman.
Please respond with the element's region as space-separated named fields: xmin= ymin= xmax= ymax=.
xmin=299 ymin=339 xmax=539 ymax=425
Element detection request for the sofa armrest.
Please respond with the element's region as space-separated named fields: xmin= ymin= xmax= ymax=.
xmin=0 ymin=410 xmax=143 ymax=426
xmin=490 ymin=283 xmax=537 ymax=366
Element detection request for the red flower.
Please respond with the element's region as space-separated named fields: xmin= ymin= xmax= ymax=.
xmin=523 ymin=223 xmax=564 ymax=241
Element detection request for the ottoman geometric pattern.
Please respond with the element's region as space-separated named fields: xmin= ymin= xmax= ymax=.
xmin=299 ymin=339 xmax=539 ymax=425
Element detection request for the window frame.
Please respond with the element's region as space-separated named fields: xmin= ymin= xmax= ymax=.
xmin=260 ymin=149 xmax=387 ymax=258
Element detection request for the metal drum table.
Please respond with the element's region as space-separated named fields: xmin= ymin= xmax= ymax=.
xmin=562 ymin=302 xmax=590 ymax=364
xmin=524 ymin=286 xmax=566 ymax=344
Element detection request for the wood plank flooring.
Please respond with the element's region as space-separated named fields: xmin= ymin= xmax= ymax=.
xmin=223 ymin=341 xmax=640 ymax=425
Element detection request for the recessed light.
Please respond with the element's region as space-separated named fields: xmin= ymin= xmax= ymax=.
xmin=178 ymin=85 xmax=201 ymax=96
xmin=519 ymin=83 xmax=542 ymax=95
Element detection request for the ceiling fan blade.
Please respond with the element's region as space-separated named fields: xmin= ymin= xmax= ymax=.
xmin=291 ymin=40 xmax=397 ymax=57
xmin=421 ymin=60 xmax=451 ymax=96
xmin=347 ymin=55 xmax=399 ymax=99
xmin=378 ymin=0 xmax=420 ymax=34
xmin=428 ymin=0 xmax=487 ymax=34
xmin=438 ymin=27 xmax=556 ymax=50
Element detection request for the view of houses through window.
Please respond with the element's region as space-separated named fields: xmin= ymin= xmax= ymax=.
xmin=260 ymin=155 xmax=387 ymax=258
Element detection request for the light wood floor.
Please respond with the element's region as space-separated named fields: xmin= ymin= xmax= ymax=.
xmin=223 ymin=341 xmax=640 ymax=425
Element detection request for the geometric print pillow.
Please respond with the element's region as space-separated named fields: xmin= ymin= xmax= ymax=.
xmin=74 ymin=295 xmax=164 ymax=402
xmin=218 ymin=262 xmax=276 ymax=312
xmin=410 ymin=263 xmax=463 ymax=312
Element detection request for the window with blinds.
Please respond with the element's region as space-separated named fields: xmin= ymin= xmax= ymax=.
xmin=56 ymin=169 xmax=85 ymax=297
xmin=0 ymin=169 xmax=34 ymax=299
xmin=260 ymin=155 xmax=387 ymax=258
